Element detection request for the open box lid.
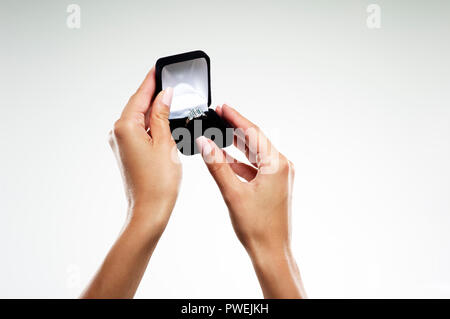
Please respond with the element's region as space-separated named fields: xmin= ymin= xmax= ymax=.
xmin=155 ymin=51 xmax=211 ymax=120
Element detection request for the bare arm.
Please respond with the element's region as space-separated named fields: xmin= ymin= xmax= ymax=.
xmin=196 ymin=105 xmax=306 ymax=298
xmin=81 ymin=69 xmax=180 ymax=298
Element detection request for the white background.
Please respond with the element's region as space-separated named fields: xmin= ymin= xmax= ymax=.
xmin=0 ymin=0 xmax=449 ymax=298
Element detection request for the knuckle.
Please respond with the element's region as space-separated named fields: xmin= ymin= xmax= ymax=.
xmin=278 ymin=155 xmax=290 ymax=175
xmin=128 ymin=92 xmax=140 ymax=104
xmin=127 ymin=92 xmax=145 ymax=107
xmin=153 ymin=110 xmax=170 ymax=122
xmin=151 ymin=101 xmax=170 ymax=120
xmin=209 ymin=162 xmax=225 ymax=175
xmin=112 ymin=119 xmax=132 ymax=138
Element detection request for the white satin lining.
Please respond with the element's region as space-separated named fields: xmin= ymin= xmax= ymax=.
xmin=161 ymin=57 xmax=209 ymax=119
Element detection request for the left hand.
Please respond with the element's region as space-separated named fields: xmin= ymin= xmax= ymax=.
xmin=109 ymin=67 xmax=182 ymax=237
xmin=82 ymin=68 xmax=182 ymax=299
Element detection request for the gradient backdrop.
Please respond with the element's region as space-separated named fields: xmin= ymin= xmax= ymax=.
xmin=1 ymin=0 xmax=449 ymax=298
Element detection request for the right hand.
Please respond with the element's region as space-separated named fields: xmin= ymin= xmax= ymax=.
xmin=196 ymin=104 xmax=306 ymax=298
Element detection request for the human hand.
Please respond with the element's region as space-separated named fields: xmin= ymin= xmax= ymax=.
xmin=196 ymin=104 xmax=306 ymax=298
xmin=109 ymin=68 xmax=181 ymax=237
xmin=82 ymin=69 xmax=181 ymax=298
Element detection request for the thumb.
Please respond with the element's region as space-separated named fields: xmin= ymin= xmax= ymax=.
xmin=149 ymin=87 xmax=173 ymax=143
xmin=196 ymin=136 xmax=240 ymax=194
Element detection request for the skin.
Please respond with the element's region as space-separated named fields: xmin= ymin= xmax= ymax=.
xmin=81 ymin=68 xmax=181 ymax=298
xmin=196 ymin=105 xmax=306 ymax=298
xmin=81 ymin=68 xmax=306 ymax=299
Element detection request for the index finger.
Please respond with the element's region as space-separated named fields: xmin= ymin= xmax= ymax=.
xmin=121 ymin=67 xmax=156 ymax=119
xmin=220 ymin=104 xmax=277 ymax=165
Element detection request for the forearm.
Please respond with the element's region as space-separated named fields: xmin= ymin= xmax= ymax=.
xmin=248 ymin=245 xmax=306 ymax=299
xmin=80 ymin=207 xmax=165 ymax=299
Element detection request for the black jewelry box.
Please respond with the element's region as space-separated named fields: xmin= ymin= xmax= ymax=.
xmin=154 ymin=50 xmax=233 ymax=155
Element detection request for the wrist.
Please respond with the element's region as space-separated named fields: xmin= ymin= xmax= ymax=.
xmin=124 ymin=204 xmax=172 ymax=242
xmin=247 ymin=243 xmax=306 ymax=298
xmin=247 ymin=242 xmax=294 ymax=270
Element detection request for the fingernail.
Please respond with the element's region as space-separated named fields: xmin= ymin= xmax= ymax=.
xmin=196 ymin=136 xmax=212 ymax=158
xmin=162 ymin=87 xmax=173 ymax=107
